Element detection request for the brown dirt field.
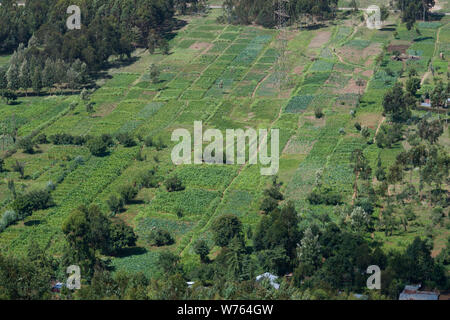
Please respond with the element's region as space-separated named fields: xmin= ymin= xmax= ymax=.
xmin=334 ymin=78 xmax=363 ymax=94
xmin=309 ymin=31 xmax=332 ymax=49
xmin=189 ymin=42 xmax=213 ymax=54
xmin=293 ymin=66 xmax=304 ymax=75
xmin=387 ymin=44 xmax=410 ymax=54
xmin=361 ymin=69 xmax=374 ymax=78
xmin=356 ymin=113 xmax=383 ymax=129
xmin=93 ymin=103 xmax=118 ymax=117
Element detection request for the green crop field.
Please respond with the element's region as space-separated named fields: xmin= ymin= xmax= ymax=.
xmin=0 ymin=3 xmax=448 ymax=297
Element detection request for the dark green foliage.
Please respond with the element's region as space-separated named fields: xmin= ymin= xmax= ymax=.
xmin=307 ymin=185 xmax=343 ymax=205
xmin=109 ymin=221 xmax=137 ymax=255
xmin=11 ymin=189 xmax=54 ymax=219
xmin=382 ymin=82 xmax=412 ymax=123
xmin=116 ymin=132 xmax=136 ymax=147
xmin=86 ymin=136 xmax=109 ymax=156
xmin=211 ymin=214 xmax=243 ymax=247
xmin=194 ymin=239 xmax=210 ymax=263
xmin=145 ymin=228 xmax=174 ymax=246
xmin=17 ymin=136 xmax=35 ymax=154
xmin=164 ymin=175 xmax=185 ymax=192
xmin=106 ymin=194 xmax=125 ymax=215
xmin=118 ymin=184 xmax=138 ymax=204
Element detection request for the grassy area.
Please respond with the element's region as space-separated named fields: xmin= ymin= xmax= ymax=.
xmin=0 ymin=9 xmax=448 ymax=278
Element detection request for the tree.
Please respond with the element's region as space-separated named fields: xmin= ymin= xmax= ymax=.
xmin=86 ymin=136 xmax=109 ymax=156
xmin=418 ymin=119 xmax=443 ymax=144
xmin=6 ymin=63 xmax=19 ymax=91
xmin=17 ymin=136 xmax=35 ymax=154
xmin=12 ymin=160 xmax=25 ymax=179
xmin=118 ymin=184 xmax=138 ymax=204
xmin=383 ymin=82 xmax=412 ymax=122
xmin=156 ymin=250 xmax=181 ymax=276
xmin=194 ymin=240 xmax=210 ymax=263
xmin=375 ymin=153 xmax=387 ymax=181
xmin=148 ymin=64 xmax=160 ymax=84
xmin=165 ymin=175 xmax=184 ymax=192
xmin=296 ymin=227 xmax=321 ymax=274
xmin=116 ymin=132 xmax=136 ymax=147
xmin=1 ymin=90 xmax=17 ymax=105
xmin=406 ymin=77 xmax=420 ymax=95
xmin=350 ymin=206 xmax=371 ymax=232
xmin=106 ymin=194 xmax=124 ymax=215
xmin=211 ymin=214 xmax=243 ymax=247
xmin=19 ymin=59 xmax=31 ymax=94
xmin=430 ymin=81 xmax=447 ymax=108
xmin=31 ymin=67 xmax=42 ymax=95
xmin=108 ymin=220 xmax=136 ymax=255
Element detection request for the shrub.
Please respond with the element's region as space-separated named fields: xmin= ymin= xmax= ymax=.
xmin=145 ymin=228 xmax=174 ymax=246
xmin=108 ymin=220 xmax=137 ymax=254
xmin=0 ymin=210 xmax=17 ymax=231
xmin=314 ymin=107 xmax=324 ymax=119
xmin=194 ymin=240 xmax=210 ymax=262
xmin=260 ymin=196 xmax=278 ymax=214
xmin=144 ymin=136 xmax=154 ymax=147
xmin=106 ymin=194 xmax=125 ymax=215
xmin=86 ymin=136 xmax=109 ymax=156
xmin=11 ymin=189 xmax=54 ymax=219
xmin=116 ymin=132 xmax=136 ymax=147
xmin=165 ymin=175 xmax=184 ymax=192
xmin=12 ymin=160 xmax=25 ymax=178
xmin=139 ymin=170 xmax=158 ymax=188
xmin=211 ymin=214 xmax=243 ymax=247
xmin=354 ymin=122 xmax=362 ymax=131
xmin=0 ymin=158 xmax=4 ymax=172
xmin=34 ymin=134 xmax=48 ymax=144
xmin=119 ymin=184 xmax=138 ymax=204
xmin=307 ymin=186 xmax=342 ymax=205
xmin=18 ymin=136 xmax=35 ymax=154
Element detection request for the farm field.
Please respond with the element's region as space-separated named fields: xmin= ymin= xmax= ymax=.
xmin=0 ymin=6 xmax=449 ymax=282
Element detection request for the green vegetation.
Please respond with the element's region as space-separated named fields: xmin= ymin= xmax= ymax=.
xmin=0 ymin=1 xmax=448 ymax=300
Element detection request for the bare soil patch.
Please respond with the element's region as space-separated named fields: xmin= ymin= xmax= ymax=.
xmin=309 ymin=31 xmax=332 ymax=49
xmin=189 ymin=42 xmax=213 ymax=54
xmin=93 ymin=103 xmax=118 ymax=117
xmin=387 ymin=44 xmax=410 ymax=54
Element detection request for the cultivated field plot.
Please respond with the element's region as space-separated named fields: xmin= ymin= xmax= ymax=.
xmin=0 ymin=8 xmax=449 ymax=279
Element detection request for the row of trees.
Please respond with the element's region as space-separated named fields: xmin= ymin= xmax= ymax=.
xmin=0 ymin=44 xmax=88 ymax=95
xmin=220 ymin=0 xmax=339 ymax=28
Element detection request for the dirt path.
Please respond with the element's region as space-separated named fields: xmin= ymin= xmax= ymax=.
xmin=252 ymin=70 xmax=272 ymax=98
xmin=374 ymin=116 xmax=386 ymax=142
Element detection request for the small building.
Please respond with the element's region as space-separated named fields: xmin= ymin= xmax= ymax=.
xmin=256 ymin=272 xmax=280 ymax=290
xmin=51 ymin=282 xmax=64 ymax=293
xmin=399 ymin=284 xmax=439 ymax=300
xmin=421 ymin=98 xmax=431 ymax=108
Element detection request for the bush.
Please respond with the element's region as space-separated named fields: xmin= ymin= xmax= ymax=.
xmin=145 ymin=228 xmax=174 ymax=246
xmin=354 ymin=122 xmax=362 ymax=131
xmin=86 ymin=136 xmax=109 ymax=156
xmin=0 ymin=158 xmax=4 ymax=172
xmin=260 ymin=196 xmax=278 ymax=214
xmin=165 ymin=175 xmax=184 ymax=192
xmin=0 ymin=210 xmax=18 ymax=231
xmin=18 ymin=136 xmax=35 ymax=154
xmin=119 ymin=184 xmax=138 ymax=204
xmin=34 ymin=134 xmax=48 ymax=144
xmin=106 ymin=194 xmax=125 ymax=215
xmin=11 ymin=189 xmax=54 ymax=219
xmin=116 ymin=132 xmax=136 ymax=147
xmin=108 ymin=220 xmax=137 ymax=254
xmin=49 ymin=133 xmax=74 ymax=145
xmin=314 ymin=107 xmax=324 ymax=119
xmin=138 ymin=170 xmax=158 ymax=188
xmin=194 ymin=240 xmax=210 ymax=262
xmin=307 ymin=186 xmax=342 ymax=205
